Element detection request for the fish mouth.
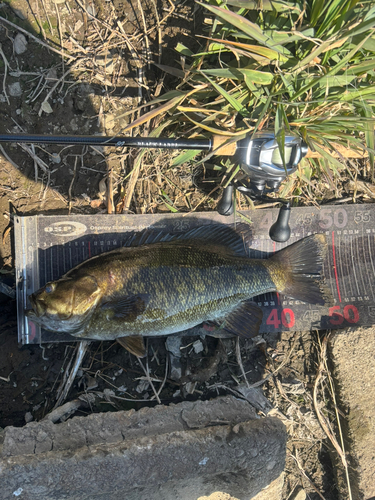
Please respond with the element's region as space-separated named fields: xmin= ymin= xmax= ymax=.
xmin=27 ymin=294 xmax=46 ymax=318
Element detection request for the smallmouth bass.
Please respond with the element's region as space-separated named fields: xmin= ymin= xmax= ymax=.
xmin=27 ymin=225 xmax=332 ymax=355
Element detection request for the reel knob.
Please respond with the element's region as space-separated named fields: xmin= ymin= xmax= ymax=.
xmin=217 ymin=185 xmax=234 ymax=216
xmin=269 ymin=204 xmax=291 ymax=242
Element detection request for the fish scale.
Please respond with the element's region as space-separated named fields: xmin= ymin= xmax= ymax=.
xmin=70 ymin=243 xmax=274 ymax=340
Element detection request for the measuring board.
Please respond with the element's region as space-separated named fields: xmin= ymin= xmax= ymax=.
xmin=15 ymin=205 xmax=375 ymax=345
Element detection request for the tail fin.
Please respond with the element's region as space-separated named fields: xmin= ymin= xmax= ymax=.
xmin=268 ymin=234 xmax=333 ymax=305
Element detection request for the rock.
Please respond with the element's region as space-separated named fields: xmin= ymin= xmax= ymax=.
xmin=8 ymin=82 xmax=22 ymax=97
xmin=330 ymin=327 xmax=375 ymax=499
xmin=252 ymin=472 xmax=284 ymax=500
xmin=0 ymin=396 xmax=287 ymax=500
xmin=14 ymin=33 xmax=27 ymax=54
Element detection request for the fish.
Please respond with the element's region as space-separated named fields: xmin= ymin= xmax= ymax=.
xmin=27 ymin=224 xmax=332 ymax=357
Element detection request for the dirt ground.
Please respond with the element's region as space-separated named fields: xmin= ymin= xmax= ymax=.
xmin=0 ymin=1 xmax=362 ymax=499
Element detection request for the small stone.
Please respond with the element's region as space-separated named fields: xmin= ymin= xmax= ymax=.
xmin=41 ymin=101 xmax=53 ymax=114
xmin=165 ymin=336 xmax=182 ymax=357
xmin=135 ymin=379 xmax=149 ymax=393
xmin=51 ymin=153 xmax=61 ymax=164
xmin=14 ymin=33 xmax=27 ymax=55
xmin=46 ymin=68 xmax=58 ymax=84
xmin=294 ymin=490 xmax=307 ymax=500
xmin=8 ymin=82 xmax=22 ymax=97
xmin=24 ymin=412 xmax=33 ymax=423
xmin=193 ymin=340 xmax=204 ymax=354
xmin=183 ymin=381 xmax=197 ymax=395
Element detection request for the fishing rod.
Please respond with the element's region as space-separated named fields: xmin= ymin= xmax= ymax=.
xmin=0 ymin=131 xmax=307 ymax=241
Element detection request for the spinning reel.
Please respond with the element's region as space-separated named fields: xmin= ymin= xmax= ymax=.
xmin=0 ymin=130 xmax=308 ymax=241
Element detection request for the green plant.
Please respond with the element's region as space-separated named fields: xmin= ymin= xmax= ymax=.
xmin=124 ymin=0 xmax=375 ymax=189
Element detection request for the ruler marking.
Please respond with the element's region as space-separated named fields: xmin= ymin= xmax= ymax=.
xmin=88 ymin=241 xmax=91 ymax=258
xmin=43 ymin=249 xmax=47 ymax=288
xmin=324 ymin=229 xmax=335 ymax=299
xmin=337 ymin=234 xmax=347 ymax=299
xmin=368 ymin=234 xmax=375 ymax=290
xmin=350 ymin=237 xmax=361 ymax=296
xmin=272 ymin=241 xmax=280 ymax=305
xmin=331 ymin=231 xmax=341 ymax=303
xmin=50 ymin=247 xmax=53 ymax=282
xmin=362 ymin=229 xmax=375 ymax=299
xmin=355 ymin=234 xmax=365 ymax=300
xmin=56 ymin=244 xmax=60 ymax=278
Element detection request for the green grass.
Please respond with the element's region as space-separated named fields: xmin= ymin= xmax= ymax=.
xmin=122 ymin=0 xmax=375 ymax=201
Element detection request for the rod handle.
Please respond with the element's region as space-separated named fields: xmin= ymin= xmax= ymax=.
xmin=211 ymin=135 xmax=237 ymax=156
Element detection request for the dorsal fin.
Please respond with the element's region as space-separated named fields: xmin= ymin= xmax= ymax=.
xmin=123 ymin=223 xmax=252 ymax=257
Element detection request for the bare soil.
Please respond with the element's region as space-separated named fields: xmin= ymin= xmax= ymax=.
xmin=0 ymin=1 xmax=353 ymax=498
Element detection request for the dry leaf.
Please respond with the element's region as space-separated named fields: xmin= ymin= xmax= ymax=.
xmin=2 ymin=226 xmax=11 ymax=245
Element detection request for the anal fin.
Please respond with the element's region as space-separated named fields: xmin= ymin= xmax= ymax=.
xmin=116 ymin=336 xmax=146 ymax=357
xmin=222 ymin=301 xmax=263 ymax=339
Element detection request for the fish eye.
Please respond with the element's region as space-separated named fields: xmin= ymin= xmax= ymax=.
xmin=45 ymin=283 xmax=55 ymax=294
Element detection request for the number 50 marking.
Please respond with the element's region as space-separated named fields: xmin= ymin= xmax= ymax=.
xmin=319 ymin=208 xmax=348 ymax=229
xmin=329 ymin=305 xmax=359 ymax=325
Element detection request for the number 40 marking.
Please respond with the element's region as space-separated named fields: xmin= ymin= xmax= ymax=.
xmin=266 ymin=308 xmax=295 ymax=328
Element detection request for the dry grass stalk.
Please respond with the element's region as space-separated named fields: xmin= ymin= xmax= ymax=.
xmin=136 ymin=356 xmax=161 ymax=404
xmin=0 ymin=43 xmax=10 ymax=105
xmin=290 ymin=451 xmax=327 ymax=500
xmin=235 ymin=336 xmax=250 ymax=388
xmin=54 ymin=341 xmax=91 ymax=409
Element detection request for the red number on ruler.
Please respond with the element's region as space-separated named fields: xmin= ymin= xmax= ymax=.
xmin=266 ymin=309 xmax=295 ymax=329
xmin=329 ymin=305 xmax=359 ymax=325
xmin=281 ymin=308 xmax=295 ymax=328
xmin=329 ymin=306 xmax=344 ymax=325
xmin=343 ymin=304 xmax=359 ymax=323
xmin=266 ymin=309 xmax=281 ymax=328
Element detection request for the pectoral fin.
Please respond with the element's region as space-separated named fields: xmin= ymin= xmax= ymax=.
xmin=116 ymin=336 xmax=146 ymax=357
xmin=101 ymin=295 xmax=148 ymax=322
xmin=222 ymin=301 xmax=263 ymax=338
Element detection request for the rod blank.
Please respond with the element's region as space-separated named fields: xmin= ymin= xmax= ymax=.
xmin=0 ymin=133 xmax=212 ymax=151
